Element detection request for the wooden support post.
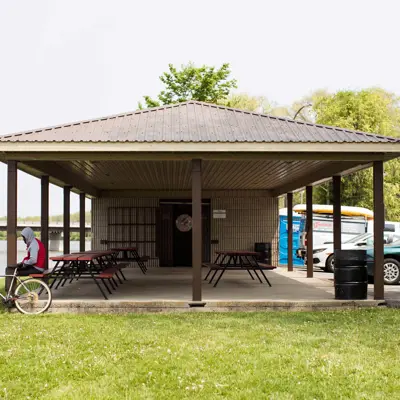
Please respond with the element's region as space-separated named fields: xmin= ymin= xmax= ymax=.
xmin=63 ymin=186 xmax=71 ymax=255
xmin=6 ymin=161 xmax=18 ymax=292
xmin=333 ymin=176 xmax=342 ymax=256
xmin=41 ymin=175 xmax=49 ymax=269
xmin=79 ymin=193 xmax=86 ymax=252
xmin=306 ymin=185 xmax=313 ymax=278
xmin=287 ymin=192 xmax=293 ymax=272
xmin=7 ymin=161 xmax=18 ymax=266
xmin=190 ymin=159 xmax=204 ymax=306
xmin=373 ymin=161 xmax=384 ymax=300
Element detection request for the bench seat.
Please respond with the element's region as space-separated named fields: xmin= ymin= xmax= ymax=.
xmin=203 ymin=262 xmax=277 ymax=270
xmin=96 ymin=267 xmax=119 ymax=279
xmin=258 ymin=263 xmax=277 ymax=270
xmin=116 ymin=262 xmax=130 ymax=269
xmin=29 ymin=270 xmax=52 ymax=278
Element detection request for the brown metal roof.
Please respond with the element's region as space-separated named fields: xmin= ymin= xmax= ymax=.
xmin=1 ymin=101 xmax=398 ymax=143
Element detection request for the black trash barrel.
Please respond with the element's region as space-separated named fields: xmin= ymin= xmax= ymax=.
xmin=254 ymin=242 xmax=271 ymax=264
xmin=334 ymin=250 xmax=368 ymax=300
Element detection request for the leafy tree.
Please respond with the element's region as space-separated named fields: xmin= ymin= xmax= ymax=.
xmin=311 ymin=88 xmax=400 ymax=220
xmin=313 ymin=88 xmax=400 ymax=135
xmin=139 ymin=62 xmax=237 ymax=109
xmin=222 ymin=93 xmax=269 ymax=112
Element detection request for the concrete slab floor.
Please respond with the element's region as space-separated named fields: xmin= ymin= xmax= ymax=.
xmin=51 ymin=266 xmax=337 ymax=302
xmin=277 ymin=266 xmax=400 ymax=301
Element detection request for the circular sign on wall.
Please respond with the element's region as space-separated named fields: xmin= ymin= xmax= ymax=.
xmin=176 ymin=214 xmax=192 ymax=232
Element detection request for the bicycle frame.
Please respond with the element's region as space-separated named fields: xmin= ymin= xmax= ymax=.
xmin=0 ymin=268 xmax=34 ymax=301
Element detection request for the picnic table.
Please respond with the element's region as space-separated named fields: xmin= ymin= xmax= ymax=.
xmin=203 ymin=250 xmax=276 ymax=287
xmin=110 ymin=247 xmax=149 ymax=274
xmin=31 ymin=250 xmax=128 ymax=300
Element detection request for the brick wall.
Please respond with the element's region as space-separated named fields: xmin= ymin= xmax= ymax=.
xmin=92 ymin=191 xmax=278 ymax=266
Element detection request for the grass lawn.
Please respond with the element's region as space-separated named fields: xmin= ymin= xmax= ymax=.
xmin=0 ymin=310 xmax=399 ymax=399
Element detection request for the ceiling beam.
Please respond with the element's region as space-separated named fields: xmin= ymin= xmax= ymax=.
xmin=271 ymin=161 xmax=370 ymax=197
xmin=19 ymin=161 xmax=100 ymax=198
xmin=0 ymin=141 xmax=399 ymax=154
xmin=99 ymin=189 xmax=273 ymax=198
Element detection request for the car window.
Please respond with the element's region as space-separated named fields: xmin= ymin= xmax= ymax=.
xmin=366 ymin=237 xmax=374 ymax=246
xmin=344 ymin=233 xmax=371 ymax=244
xmin=390 ymin=238 xmax=400 ymax=245
xmin=357 ymin=233 xmax=400 ymax=246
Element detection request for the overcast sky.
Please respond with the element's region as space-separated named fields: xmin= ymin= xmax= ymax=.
xmin=0 ymin=0 xmax=399 ymax=217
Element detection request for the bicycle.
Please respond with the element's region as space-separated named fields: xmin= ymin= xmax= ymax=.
xmin=1 ymin=266 xmax=52 ymax=315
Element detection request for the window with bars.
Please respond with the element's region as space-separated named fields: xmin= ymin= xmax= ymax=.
xmin=107 ymin=207 xmax=157 ymax=264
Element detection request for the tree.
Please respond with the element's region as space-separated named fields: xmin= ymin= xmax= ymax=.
xmin=139 ymin=62 xmax=238 ymax=109
xmin=311 ymin=88 xmax=400 ymax=220
xmin=222 ymin=93 xmax=269 ymax=112
xmin=313 ymin=88 xmax=400 ymax=135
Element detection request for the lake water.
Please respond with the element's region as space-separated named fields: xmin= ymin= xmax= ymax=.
xmin=0 ymin=240 xmax=91 ymax=275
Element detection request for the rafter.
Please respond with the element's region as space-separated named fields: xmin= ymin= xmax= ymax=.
xmin=271 ymin=162 xmax=371 ymax=197
xmin=19 ymin=161 xmax=100 ymax=198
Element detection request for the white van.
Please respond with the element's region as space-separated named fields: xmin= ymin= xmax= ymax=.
xmin=367 ymin=220 xmax=400 ymax=233
xmin=294 ymin=204 xmax=373 ymax=248
xmin=294 ymin=204 xmax=400 ymax=272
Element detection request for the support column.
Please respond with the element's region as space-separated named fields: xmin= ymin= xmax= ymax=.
xmin=190 ymin=159 xmax=204 ymax=306
xmin=41 ymin=176 xmax=49 ymax=269
xmin=373 ymin=161 xmax=384 ymax=300
xmin=287 ymin=192 xmax=293 ymax=272
xmin=306 ymin=185 xmax=313 ymax=278
xmin=79 ymin=193 xmax=86 ymax=252
xmin=333 ymin=176 xmax=341 ymax=255
xmin=7 ymin=161 xmax=18 ymax=266
xmin=6 ymin=161 xmax=18 ymax=291
xmin=63 ymin=186 xmax=71 ymax=254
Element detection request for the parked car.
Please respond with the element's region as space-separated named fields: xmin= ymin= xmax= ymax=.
xmin=297 ymin=232 xmax=400 ymax=273
xmin=367 ymin=239 xmax=400 ymax=285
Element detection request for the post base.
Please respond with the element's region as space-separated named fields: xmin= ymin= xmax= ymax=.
xmin=188 ymin=301 xmax=206 ymax=308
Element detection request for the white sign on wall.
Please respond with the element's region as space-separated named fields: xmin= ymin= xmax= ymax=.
xmin=213 ymin=209 xmax=226 ymax=219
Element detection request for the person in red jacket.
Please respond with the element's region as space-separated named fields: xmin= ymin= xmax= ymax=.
xmin=17 ymin=227 xmax=46 ymax=276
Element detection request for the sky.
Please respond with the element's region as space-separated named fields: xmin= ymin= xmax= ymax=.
xmin=0 ymin=0 xmax=399 ymax=217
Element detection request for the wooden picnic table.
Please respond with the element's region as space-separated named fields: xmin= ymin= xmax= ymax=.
xmin=203 ymin=250 xmax=276 ymax=287
xmin=42 ymin=250 xmax=127 ymax=300
xmin=110 ymin=247 xmax=148 ymax=274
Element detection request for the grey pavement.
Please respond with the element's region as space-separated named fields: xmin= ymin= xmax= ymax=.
xmin=49 ymin=265 xmax=399 ymax=302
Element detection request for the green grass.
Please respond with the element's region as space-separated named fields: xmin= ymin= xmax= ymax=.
xmin=0 ymin=310 xmax=399 ymax=399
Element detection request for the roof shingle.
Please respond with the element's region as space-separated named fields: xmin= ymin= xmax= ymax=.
xmin=0 ymin=101 xmax=398 ymax=143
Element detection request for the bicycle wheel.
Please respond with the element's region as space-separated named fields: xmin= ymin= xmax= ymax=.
xmin=14 ymin=279 xmax=52 ymax=315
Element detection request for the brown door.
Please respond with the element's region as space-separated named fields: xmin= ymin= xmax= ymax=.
xmin=202 ymin=204 xmax=211 ymax=263
xmin=157 ymin=201 xmax=211 ymax=267
xmin=156 ymin=204 xmax=174 ymax=267
xmin=173 ymin=204 xmax=193 ymax=266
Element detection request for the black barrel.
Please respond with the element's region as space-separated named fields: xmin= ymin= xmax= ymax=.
xmin=335 ymin=249 xmax=367 ymax=268
xmin=334 ymin=250 xmax=368 ymax=300
xmin=255 ymin=242 xmax=271 ymax=264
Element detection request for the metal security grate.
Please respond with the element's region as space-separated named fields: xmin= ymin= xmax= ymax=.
xmin=107 ymin=207 xmax=158 ymax=267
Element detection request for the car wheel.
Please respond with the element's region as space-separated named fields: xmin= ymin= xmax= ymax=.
xmin=383 ymin=258 xmax=400 ymax=285
xmin=325 ymin=255 xmax=335 ymax=273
